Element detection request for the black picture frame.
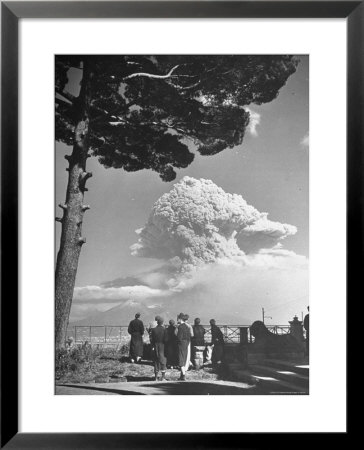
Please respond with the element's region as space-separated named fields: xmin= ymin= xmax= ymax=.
xmin=1 ymin=1 xmax=357 ymax=447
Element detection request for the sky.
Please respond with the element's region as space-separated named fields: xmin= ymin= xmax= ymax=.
xmin=56 ymin=55 xmax=309 ymax=325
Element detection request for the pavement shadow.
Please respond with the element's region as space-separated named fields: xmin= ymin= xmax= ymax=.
xmin=126 ymin=375 xmax=155 ymax=382
xmin=57 ymin=384 xmax=145 ymax=395
xmin=142 ymin=381 xmax=259 ymax=395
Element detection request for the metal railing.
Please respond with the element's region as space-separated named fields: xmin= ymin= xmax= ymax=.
xmin=66 ymin=324 xmax=293 ymax=346
xmin=266 ymin=325 xmax=291 ymax=335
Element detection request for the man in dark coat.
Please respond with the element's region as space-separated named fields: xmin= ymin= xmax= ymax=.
xmin=304 ymin=306 xmax=309 ymax=357
xmin=166 ymin=319 xmax=178 ymax=368
xmin=210 ymin=319 xmax=224 ymax=365
xmin=150 ymin=316 xmax=168 ymax=381
xmin=127 ymin=313 xmax=144 ymax=363
xmin=191 ymin=318 xmax=206 ymax=366
xmin=192 ymin=318 xmax=205 ymax=346
xmin=176 ymin=313 xmax=192 ymax=381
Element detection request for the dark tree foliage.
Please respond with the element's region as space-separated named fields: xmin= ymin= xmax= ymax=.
xmin=56 ymin=55 xmax=298 ymax=181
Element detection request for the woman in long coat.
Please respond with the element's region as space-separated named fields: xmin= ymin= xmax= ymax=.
xmin=127 ymin=313 xmax=145 ymax=362
xmin=166 ymin=319 xmax=178 ymax=368
xmin=176 ymin=313 xmax=192 ymax=381
xmin=150 ymin=316 xmax=168 ymax=381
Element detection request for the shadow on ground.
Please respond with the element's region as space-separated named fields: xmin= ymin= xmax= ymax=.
xmin=141 ymin=381 xmax=259 ymax=395
xmin=126 ymin=375 xmax=155 ymax=382
xmin=56 ymin=380 xmax=260 ymax=395
xmin=57 ymin=384 xmax=144 ymax=395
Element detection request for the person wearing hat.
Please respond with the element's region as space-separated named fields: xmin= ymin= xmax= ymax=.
xmin=166 ymin=319 xmax=178 ymax=368
xmin=191 ymin=318 xmax=206 ymax=366
xmin=209 ymin=319 xmax=224 ymax=365
xmin=192 ymin=318 xmax=205 ymax=346
xmin=127 ymin=313 xmax=145 ymax=363
xmin=176 ymin=313 xmax=192 ymax=380
xmin=150 ymin=316 xmax=168 ymax=381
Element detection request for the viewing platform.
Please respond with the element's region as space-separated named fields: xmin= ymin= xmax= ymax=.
xmin=64 ymin=317 xmax=309 ymax=394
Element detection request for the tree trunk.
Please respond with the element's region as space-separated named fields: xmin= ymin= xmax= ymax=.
xmin=55 ymin=60 xmax=93 ymax=349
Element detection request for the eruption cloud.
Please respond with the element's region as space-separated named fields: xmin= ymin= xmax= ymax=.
xmin=131 ymin=176 xmax=297 ymax=271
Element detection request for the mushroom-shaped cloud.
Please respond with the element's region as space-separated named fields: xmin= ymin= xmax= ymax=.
xmin=131 ymin=176 xmax=297 ymax=270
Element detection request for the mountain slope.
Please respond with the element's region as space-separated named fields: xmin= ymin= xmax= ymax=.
xmin=70 ymin=294 xmax=252 ymax=326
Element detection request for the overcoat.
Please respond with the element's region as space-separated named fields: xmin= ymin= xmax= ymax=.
xmin=211 ymin=324 xmax=224 ymax=363
xmin=128 ymin=318 xmax=144 ymax=359
xmin=177 ymin=323 xmax=192 ymax=367
xmin=151 ymin=325 xmax=168 ymax=372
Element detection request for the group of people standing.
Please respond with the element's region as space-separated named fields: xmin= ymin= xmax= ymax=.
xmin=127 ymin=312 xmax=225 ymax=381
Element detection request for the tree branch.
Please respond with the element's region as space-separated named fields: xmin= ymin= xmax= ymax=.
xmin=55 ymin=89 xmax=76 ymax=104
xmin=56 ymin=96 xmax=72 ymax=106
xmin=123 ymin=65 xmax=180 ymax=81
xmin=124 ymin=63 xmax=202 ymax=90
xmin=168 ymin=80 xmax=201 ymax=91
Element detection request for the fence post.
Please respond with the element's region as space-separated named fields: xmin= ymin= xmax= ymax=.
xmin=105 ymin=326 xmax=107 ymax=343
xmin=75 ymin=326 xmax=77 ymax=343
xmin=89 ymin=326 xmax=92 ymax=343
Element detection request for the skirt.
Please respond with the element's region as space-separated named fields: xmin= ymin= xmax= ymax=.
xmin=178 ymin=340 xmax=190 ymax=368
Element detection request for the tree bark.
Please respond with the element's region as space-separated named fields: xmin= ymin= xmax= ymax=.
xmin=55 ymin=60 xmax=93 ymax=349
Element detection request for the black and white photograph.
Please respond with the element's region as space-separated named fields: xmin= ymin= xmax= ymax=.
xmin=55 ymin=54 xmax=309 ymax=396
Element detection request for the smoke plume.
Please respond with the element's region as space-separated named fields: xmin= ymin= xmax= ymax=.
xmin=131 ymin=176 xmax=297 ymax=271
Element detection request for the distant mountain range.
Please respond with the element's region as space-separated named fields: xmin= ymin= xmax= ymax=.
xmin=70 ymin=294 xmax=252 ymax=326
xmin=70 ymin=298 xmax=169 ymax=326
